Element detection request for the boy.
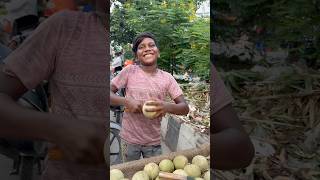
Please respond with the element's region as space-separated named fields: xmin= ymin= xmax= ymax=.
xmin=110 ymin=32 xmax=189 ymax=161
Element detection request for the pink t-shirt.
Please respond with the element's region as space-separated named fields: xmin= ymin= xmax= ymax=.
xmin=111 ymin=65 xmax=183 ymax=145
xmin=3 ymin=10 xmax=108 ymax=121
xmin=2 ymin=10 xmax=108 ymax=179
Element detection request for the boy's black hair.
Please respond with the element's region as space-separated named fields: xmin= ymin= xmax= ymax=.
xmin=132 ymin=32 xmax=159 ymax=54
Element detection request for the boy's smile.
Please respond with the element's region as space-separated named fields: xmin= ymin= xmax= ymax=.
xmin=137 ymin=38 xmax=159 ymax=66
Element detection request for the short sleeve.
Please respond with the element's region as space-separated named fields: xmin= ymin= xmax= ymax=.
xmin=2 ymin=11 xmax=68 ymax=90
xmin=111 ymin=65 xmax=131 ymax=89
xmin=211 ymin=64 xmax=234 ymax=115
xmin=167 ymin=74 xmax=183 ymax=100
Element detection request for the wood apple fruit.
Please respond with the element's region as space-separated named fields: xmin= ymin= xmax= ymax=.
xmin=142 ymin=101 xmax=158 ymax=119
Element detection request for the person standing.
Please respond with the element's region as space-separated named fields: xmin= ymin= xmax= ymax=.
xmin=0 ymin=0 xmax=109 ymax=179
xmin=110 ymin=32 xmax=189 ymax=162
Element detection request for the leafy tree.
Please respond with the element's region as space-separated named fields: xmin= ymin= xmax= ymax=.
xmin=176 ymin=18 xmax=210 ymax=79
xmin=111 ymin=0 xmax=210 ymax=80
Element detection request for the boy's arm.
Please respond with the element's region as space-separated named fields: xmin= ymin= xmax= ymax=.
xmin=145 ymin=95 xmax=189 ymax=116
xmin=110 ymin=83 xmax=125 ymax=106
xmin=164 ymin=95 xmax=189 ymax=115
xmin=110 ymin=83 xmax=142 ymax=113
xmin=211 ymin=103 xmax=255 ymax=169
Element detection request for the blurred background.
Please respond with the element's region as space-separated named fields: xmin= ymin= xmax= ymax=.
xmin=212 ymin=0 xmax=320 ymax=179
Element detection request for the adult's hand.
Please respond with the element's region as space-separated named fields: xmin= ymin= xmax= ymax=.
xmin=51 ymin=117 xmax=107 ymax=165
xmin=211 ymin=103 xmax=255 ymax=170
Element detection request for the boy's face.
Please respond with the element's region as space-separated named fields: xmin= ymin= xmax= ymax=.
xmin=136 ymin=38 xmax=159 ymax=66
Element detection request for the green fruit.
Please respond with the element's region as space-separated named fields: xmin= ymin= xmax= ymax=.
xmin=144 ymin=162 xmax=160 ymax=180
xmin=203 ymin=170 xmax=210 ymax=180
xmin=173 ymin=155 xmax=188 ymax=169
xmin=173 ymin=169 xmax=188 ymax=176
xmin=159 ymin=159 xmax=175 ymax=173
xmin=192 ymin=155 xmax=209 ymax=172
xmin=132 ymin=171 xmax=149 ymax=180
xmin=110 ymin=169 xmax=124 ymax=180
xmin=184 ymin=164 xmax=201 ymax=177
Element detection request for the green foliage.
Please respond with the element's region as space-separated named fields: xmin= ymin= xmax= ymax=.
xmin=111 ymin=0 xmax=210 ymax=79
xmin=213 ymin=0 xmax=320 ymax=67
xmin=176 ymin=19 xmax=210 ymax=80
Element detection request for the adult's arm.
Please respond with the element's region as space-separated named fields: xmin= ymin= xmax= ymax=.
xmin=212 ymin=103 xmax=255 ymax=169
xmin=0 ymin=64 xmax=106 ymax=164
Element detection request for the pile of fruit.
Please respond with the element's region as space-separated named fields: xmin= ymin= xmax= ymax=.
xmin=110 ymin=155 xmax=210 ymax=180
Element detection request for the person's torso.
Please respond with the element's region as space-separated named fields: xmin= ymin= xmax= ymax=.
xmin=120 ymin=65 xmax=172 ymax=145
xmin=111 ymin=56 xmax=122 ymax=68
xmin=49 ymin=11 xmax=108 ymax=121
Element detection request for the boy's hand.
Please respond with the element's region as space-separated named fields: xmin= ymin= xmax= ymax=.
xmin=124 ymin=97 xmax=142 ymax=113
xmin=144 ymin=100 xmax=168 ymax=118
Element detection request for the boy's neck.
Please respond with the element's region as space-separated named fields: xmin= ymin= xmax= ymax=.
xmin=139 ymin=64 xmax=157 ymax=74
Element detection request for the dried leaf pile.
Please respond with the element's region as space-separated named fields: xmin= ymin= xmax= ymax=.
xmin=214 ymin=65 xmax=320 ymax=180
xmin=174 ymin=82 xmax=210 ymax=135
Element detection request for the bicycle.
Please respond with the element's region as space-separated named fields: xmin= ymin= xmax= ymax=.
xmin=0 ymin=84 xmax=49 ymax=180
xmin=0 ymin=15 xmax=48 ymax=179
xmin=108 ymin=86 xmax=125 ymax=165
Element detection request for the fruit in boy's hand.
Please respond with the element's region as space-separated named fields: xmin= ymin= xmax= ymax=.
xmin=142 ymin=101 xmax=158 ymax=119
xmin=203 ymin=170 xmax=210 ymax=180
xmin=159 ymin=159 xmax=174 ymax=173
xmin=144 ymin=162 xmax=160 ymax=180
xmin=110 ymin=169 xmax=124 ymax=180
xmin=184 ymin=164 xmax=201 ymax=177
xmin=132 ymin=171 xmax=149 ymax=180
xmin=173 ymin=155 xmax=188 ymax=169
xmin=192 ymin=155 xmax=209 ymax=172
